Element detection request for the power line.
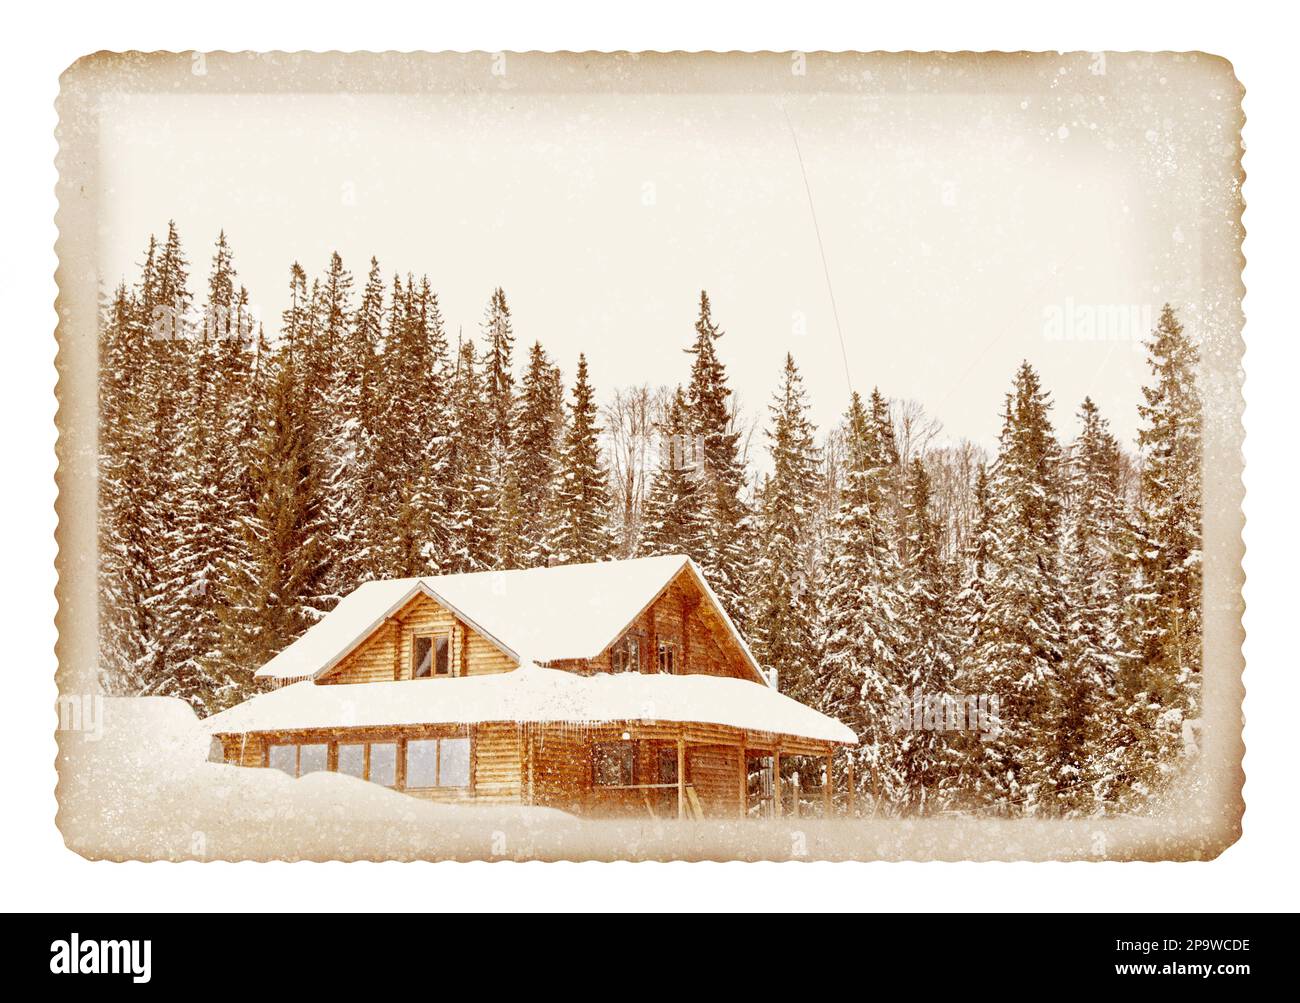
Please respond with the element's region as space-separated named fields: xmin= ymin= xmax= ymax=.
xmin=783 ymin=102 xmax=854 ymax=397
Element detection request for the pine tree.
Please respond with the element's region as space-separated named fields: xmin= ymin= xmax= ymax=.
xmin=481 ymin=286 xmax=515 ymax=478
xmin=750 ymin=354 xmax=820 ymax=699
xmin=418 ymin=278 xmax=456 ymax=571
xmin=368 ymin=275 xmax=450 ymax=577
xmin=639 ymin=387 xmax=707 ymax=560
xmin=960 ymin=463 xmax=995 ymax=651
xmin=333 ymin=256 xmax=386 ymax=587
xmin=684 ymin=291 xmax=754 ymax=627
xmin=125 ymin=232 xmax=171 ymax=692
xmin=493 ymin=466 xmax=526 ymax=569
xmin=949 ymin=461 xmax=995 ymax=807
xmin=308 ymin=253 xmax=351 ymax=408
xmin=971 ymin=362 xmax=1068 ymax=816
xmin=551 ymin=354 xmax=613 ymax=564
xmin=303 ymin=252 xmax=359 ymax=597
xmin=1054 ymin=397 xmax=1127 ymax=815
xmin=169 ymin=232 xmax=253 ymax=701
xmin=1116 ymin=304 xmax=1202 ymax=809
xmin=137 ymin=222 xmax=208 ymax=702
xmin=814 ymin=392 xmax=907 ymax=814
xmin=895 ymin=457 xmax=961 ymax=815
xmin=207 ymin=356 xmax=333 ymax=706
xmin=509 ymin=342 xmax=566 ymax=567
xmin=279 ymin=262 xmax=312 ymax=370
xmin=866 ymin=387 xmax=904 ymax=553
xmin=239 ymin=321 xmax=272 ymax=494
xmin=444 ymin=338 xmax=496 ymax=573
xmin=97 ymin=281 xmax=155 ymax=693
xmin=866 ymin=388 xmax=900 ymax=467
xmin=345 ymin=258 xmax=386 ymax=435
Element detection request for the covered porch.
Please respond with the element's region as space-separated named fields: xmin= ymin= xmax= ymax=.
xmin=521 ymin=720 xmax=855 ymax=820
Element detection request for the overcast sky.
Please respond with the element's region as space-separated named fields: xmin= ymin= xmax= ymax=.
xmin=97 ymin=55 xmax=1227 ymax=454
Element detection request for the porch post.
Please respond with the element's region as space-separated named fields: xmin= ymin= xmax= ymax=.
xmin=773 ymin=748 xmax=782 ymax=818
xmin=737 ymin=746 xmax=746 ymax=818
xmin=846 ymin=757 xmax=855 ymax=818
xmin=823 ymin=753 xmax=833 ymax=818
xmin=676 ymin=734 xmax=686 ymax=819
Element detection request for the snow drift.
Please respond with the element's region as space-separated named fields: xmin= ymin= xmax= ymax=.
xmin=56 ymin=696 xmax=576 ymax=861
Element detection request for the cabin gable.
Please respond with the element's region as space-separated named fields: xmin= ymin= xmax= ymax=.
xmin=548 ymin=566 xmax=764 ymax=683
xmin=321 ymin=591 xmax=518 ymax=684
xmin=307 ymin=559 xmax=762 ymax=686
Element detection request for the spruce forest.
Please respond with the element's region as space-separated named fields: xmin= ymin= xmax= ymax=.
xmin=97 ymin=224 xmax=1203 ymax=818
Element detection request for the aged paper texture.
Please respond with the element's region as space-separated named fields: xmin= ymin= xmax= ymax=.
xmin=55 ymin=52 xmax=1244 ymax=860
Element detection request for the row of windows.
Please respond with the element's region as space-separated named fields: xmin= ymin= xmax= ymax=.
xmin=268 ymin=737 xmax=471 ymax=789
xmin=610 ymin=636 xmax=679 ymax=674
xmin=591 ymin=741 xmax=678 ymax=788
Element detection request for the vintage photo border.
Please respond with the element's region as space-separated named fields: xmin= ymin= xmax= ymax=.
xmin=53 ymin=50 xmax=1245 ymax=861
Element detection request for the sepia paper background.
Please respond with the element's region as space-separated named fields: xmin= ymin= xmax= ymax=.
xmin=54 ymin=51 xmax=1244 ymax=860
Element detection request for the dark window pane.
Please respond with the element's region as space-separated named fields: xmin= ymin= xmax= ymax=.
xmin=612 ymin=635 xmax=641 ymax=673
xmin=268 ymin=745 xmax=296 ymax=776
xmin=413 ymin=636 xmax=433 ymax=678
xmin=658 ymin=642 xmax=676 ymax=674
xmin=299 ymin=744 xmax=328 ymax=775
xmin=406 ymin=739 xmax=438 ymax=788
xmin=593 ymin=744 xmax=621 ymax=786
xmin=369 ymin=743 xmax=397 ymax=787
xmin=657 ymin=748 xmax=678 ymax=784
xmin=440 ymin=738 xmax=470 ymax=787
xmin=593 ymin=742 xmax=634 ymax=786
xmin=435 ymin=636 xmax=450 ymax=676
xmin=338 ymin=743 xmax=365 ymax=778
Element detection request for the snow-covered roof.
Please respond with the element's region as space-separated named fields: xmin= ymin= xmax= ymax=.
xmin=207 ymin=665 xmax=856 ymax=745
xmin=255 ymin=554 xmax=767 ymax=685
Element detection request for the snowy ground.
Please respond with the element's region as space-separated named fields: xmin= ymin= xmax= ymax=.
xmin=57 ymin=697 xmax=580 ymax=861
xmin=55 ymin=697 xmax=1223 ymax=861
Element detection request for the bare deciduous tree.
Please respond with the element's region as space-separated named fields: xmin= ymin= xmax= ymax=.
xmin=924 ymin=439 xmax=989 ymax=564
xmin=601 ymin=384 xmax=670 ymax=557
xmin=892 ymin=397 xmax=944 ymax=466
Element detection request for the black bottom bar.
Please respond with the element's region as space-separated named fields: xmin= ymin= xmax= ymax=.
xmin=9 ymin=912 xmax=1278 ymax=987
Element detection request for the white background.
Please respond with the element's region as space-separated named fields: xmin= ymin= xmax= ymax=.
xmin=1 ymin=0 xmax=1293 ymax=912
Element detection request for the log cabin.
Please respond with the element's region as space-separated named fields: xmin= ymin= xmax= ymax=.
xmin=204 ymin=555 xmax=857 ymax=819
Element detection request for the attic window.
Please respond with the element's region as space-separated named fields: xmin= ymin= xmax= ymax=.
xmin=611 ymin=634 xmax=641 ymax=673
xmin=413 ymin=634 xmax=450 ymax=678
xmin=657 ymin=641 xmax=678 ymax=674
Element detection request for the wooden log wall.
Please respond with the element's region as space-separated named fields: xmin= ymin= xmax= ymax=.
xmin=544 ymin=569 xmax=756 ymax=681
xmin=322 ymin=593 xmax=516 ymax=684
xmin=218 ymin=719 xmax=839 ymax=819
